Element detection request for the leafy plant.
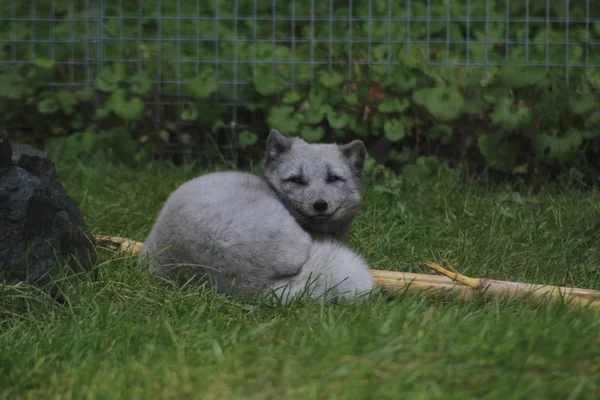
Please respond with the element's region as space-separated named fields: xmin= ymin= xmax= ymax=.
xmin=1 ymin=0 xmax=600 ymax=181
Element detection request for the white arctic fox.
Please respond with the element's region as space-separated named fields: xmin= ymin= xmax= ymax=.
xmin=139 ymin=130 xmax=375 ymax=303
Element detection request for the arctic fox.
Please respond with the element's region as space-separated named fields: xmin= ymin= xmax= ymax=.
xmin=139 ymin=130 xmax=375 ymax=303
xmin=262 ymin=129 xmax=365 ymax=241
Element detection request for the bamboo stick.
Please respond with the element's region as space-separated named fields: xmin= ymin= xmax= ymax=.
xmin=93 ymin=234 xmax=600 ymax=310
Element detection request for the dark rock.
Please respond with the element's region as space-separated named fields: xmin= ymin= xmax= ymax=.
xmin=11 ymin=143 xmax=58 ymax=182
xmin=0 ymin=129 xmax=96 ymax=288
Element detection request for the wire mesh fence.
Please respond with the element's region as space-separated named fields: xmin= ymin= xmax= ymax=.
xmin=1 ymin=0 xmax=599 ymax=159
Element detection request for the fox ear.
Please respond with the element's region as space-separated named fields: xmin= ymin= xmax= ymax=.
xmin=339 ymin=140 xmax=366 ymax=173
xmin=265 ymin=129 xmax=293 ymax=163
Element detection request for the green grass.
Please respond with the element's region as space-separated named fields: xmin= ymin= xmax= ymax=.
xmin=2 ymin=156 xmax=600 ymax=399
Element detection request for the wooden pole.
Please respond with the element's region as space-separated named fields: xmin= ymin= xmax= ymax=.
xmin=94 ymin=234 xmax=600 ymax=310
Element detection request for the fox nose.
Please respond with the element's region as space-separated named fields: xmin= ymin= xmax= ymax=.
xmin=313 ymin=199 xmax=328 ymax=212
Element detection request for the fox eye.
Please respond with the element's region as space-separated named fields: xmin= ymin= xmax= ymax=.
xmin=327 ymin=174 xmax=343 ymax=183
xmin=286 ymin=176 xmax=305 ymax=185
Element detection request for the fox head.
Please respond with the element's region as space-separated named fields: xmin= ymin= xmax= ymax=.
xmin=261 ymin=129 xmax=366 ymax=235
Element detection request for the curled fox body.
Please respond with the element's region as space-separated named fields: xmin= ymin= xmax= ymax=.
xmin=140 ymin=130 xmax=375 ymax=302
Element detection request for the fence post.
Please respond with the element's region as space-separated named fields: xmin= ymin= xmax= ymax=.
xmin=86 ymin=0 xmax=104 ymax=88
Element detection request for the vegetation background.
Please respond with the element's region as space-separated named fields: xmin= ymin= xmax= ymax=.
xmin=1 ymin=0 xmax=599 ymax=182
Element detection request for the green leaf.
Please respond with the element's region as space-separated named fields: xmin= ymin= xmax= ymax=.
xmin=372 ymin=114 xmax=386 ymax=130
xmin=94 ymin=107 xmax=111 ymax=120
xmin=429 ymin=124 xmax=453 ymax=144
xmin=327 ymin=110 xmax=352 ymax=129
xmin=584 ymin=113 xmax=600 ymax=139
xmin=304 ymin=104 xmax=332 ymax=125
xmin=495 ymin=64 xmax=544 ymax=89
xmin=130 ymin=73 xmax=153 ymax=95
xmin=34 ymin=58 xmax=56 ymax=69
xmin=402 ymin=156 xmax=447 ymax=182
xmin=181 ymin=108 xmax=198 ymax=121
xmin=95 ymin=64 xmax=125 ymax=92
xmin=267 ymin=106 xmax=299 ymax=134
xmin=309 ymin=87 xmax=328 ymax=106
xmin=238 ymin=130 xmax=258 ymax=149
xmin=462 ymin=97 xmax=486 ymax=115
xmin=0 ymin=69 xmax=28 ymax=100
xmin=253 ymin=73 xmax=285 ymax=96
xmin=569 ymin=93 xmax=596 ymax=115
xmin=389 ymin=147 xmax=412 ymax=164
xmin=385 ymin=67 xmax=417 ymax=91
xmin=383 ymin=119 xmax=406 ymax=142
xmin=56 ymin=90 xmax=78 ymax=115
xmin=343 ymin=93 xmax=360 ymax=106
xmin=76 ymin=87 xmax=94 ymax=101
xmin=300 ymin=126 xmax=325 ymax=142
xmin=413 ymin=86 xmax=465 ymax=122
xmin=533 ymin=129 xmax=583 ymax=164
xmin=158 ymin=130 xmax=170 ymax=142
xmin=108 ymin=89 xmax=145 ymax=121
xmin=491 ymin=98 xmax=532 ymax=130
xmin=37 ymin=98 xmax=59 ymax=114
xmin=318 ymin=71 xmax=344 ymax=88
xmin=347 ymin=119 xmax=369 ymax=137
xmin=283 ymin=91 xmax=301 ymax=104
xmin=477 ymin=133 xmax=519 ymax=172
xmin=187 ymin=71 xmax=218 ymax=98
xmin=378 ymin=97 xmax=410 ymax=114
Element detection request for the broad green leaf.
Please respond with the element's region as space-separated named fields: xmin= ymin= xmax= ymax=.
xmin=413 ymin=86 xmax=465 ymax=122
xmin=94 ymin=107 xmax=111 ymax=120
xmin=569 ymin=93 xmax=596 ymax=115
xmin=347 ymin=118 xmax=369 ymax=137
xmin=283 ymin=91 xmax=301 ymax=104
xmin=477 ymin=133 xmax=519 ymax=172
xmin=462 ymin=97 xmax=486 ymax=115
xmin=130 ymin=73 xmax=154 ymax=95
xmin=318 ymin=71 xmax=344 ymax=88
xmin=491 ymin=98 xmax=531 ymax=130
xmin=533 ymin=129 xmax=583 ymax=164
xmin=327 ymin=110 xmax=352 ymax=129
xmin=402 ymin=156 xmax=448 ymax=182
xmin=181 ymin=108 xmax=198 ymax=121
xmin=495 ymin=64 xmax=544 ymax=89
xmin=37 ymin=98 xmax=59 ymax=114
xmin=238 ymin=130 xmax=258 ymax=149
xmin=158 ymin=130 xmax=170 ymax=142
xmin=253 ymin=73 xmax=285 ymax=96
xmin=304 ymin=104 xmax=332 ymax=125
xmin=0 ymin=70 xmax=28 ymax=100
xmin=56 ymin=90 xmax=78 ymax=115
xmin=96 ymin=64 xmax=125 ymax=92
xmin=389 ymin=147 xmax=412 ymax=164
xmin=372 ymin=114 xmax=386 ymax=130
xmin=378 ymin=97 xmax=410 ymax=113
xmin=187 ymin=71 xmax=218 ymax=98
xmin=109 ymin=89 xmax=145 ymax=121
xmin=34 ymin=58 xmax=56 ymax=69
xmin=267 ymin=106 xmax=299 ymax=134
xmin=429 ymin=124 xmax=453 ymax=144
xmin=343 ymin=93 xmax=360 ymax=106
xmin=386 ymin=67 xmax=417 ymax=91
xmin=383 ymin=119 xmax=405 ymax=142
xmin=308 ymin=87 xmax=328 ymax=106
xmin=300 ymin=126 xmax=325 ymax=142
xmin=584 ymin=113 xmax=600 ymax=139
xmin=76 ymin=87 xmax=94 ymax=101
